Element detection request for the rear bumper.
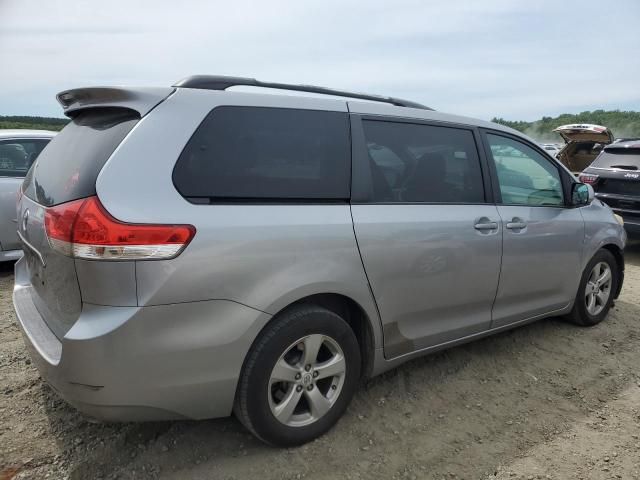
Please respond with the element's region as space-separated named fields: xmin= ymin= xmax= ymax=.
xmin=0 ymin=248 xmax=22 ymax=262
xmin=13 ymin=257 xmax=271 ymax=421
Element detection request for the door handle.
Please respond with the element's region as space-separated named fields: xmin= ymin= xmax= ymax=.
xmin=505 ymin=219 xmax=527 ymax=230
xmin=473 ymin=218 xmax=498 ymax=231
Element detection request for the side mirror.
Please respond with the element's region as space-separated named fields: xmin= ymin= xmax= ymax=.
xmin=572 ymin=183 xmax=594 ymax=206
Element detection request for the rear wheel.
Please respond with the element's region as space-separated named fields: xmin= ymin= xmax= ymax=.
xmin=234 ymin=304 xmax=361 ymax=446
xmin=565 ymin=249 xmax=618 ymax=326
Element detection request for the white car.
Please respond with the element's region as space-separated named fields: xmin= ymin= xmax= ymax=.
xmin=0 ymin=130 xmax=56 ymax=261
xmin=540 ymin=143 xmax=562 ymax=158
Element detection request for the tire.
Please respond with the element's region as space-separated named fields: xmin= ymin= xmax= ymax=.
xmin=234 ymin=304 xmax=361 ymax=447
xmin=565 ymin=249 xmax=618 ymax=326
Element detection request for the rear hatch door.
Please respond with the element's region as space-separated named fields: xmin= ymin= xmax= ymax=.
xmin=553 ymin=124 xmax=614 ymax=145
xmin=18 ymin=195 xmax=81 ymax=338
xmin=18 ymin=107 xmax=143 ymax=338
xmin=555 ymin=124 xmax=614 ymax=172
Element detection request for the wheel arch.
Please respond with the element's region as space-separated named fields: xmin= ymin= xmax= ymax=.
xmin=600 ymin=243 xmax=624 ymax=299
xmin=289 ymin=293 xmax=376 ymax=378
xmin=249 ymin=292 xmax=379 ymax=380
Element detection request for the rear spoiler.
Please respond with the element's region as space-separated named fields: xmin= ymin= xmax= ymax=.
xmin=56 ymin=87 xmax=175 ymax=118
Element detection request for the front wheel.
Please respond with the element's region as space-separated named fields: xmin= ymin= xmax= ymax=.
xmin=565 ymin=249 xmax=619 ymax=326
xmin=234 ymin=304 xmax=361 ymax=446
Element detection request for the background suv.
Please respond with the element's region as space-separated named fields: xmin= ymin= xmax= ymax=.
xmin=0 ymin=129 xmax=55 ymax=261
xmin=580 ymin=139 xmax=640 ymax=235
xmin=13 ymin=76 xmax=626 ymax=446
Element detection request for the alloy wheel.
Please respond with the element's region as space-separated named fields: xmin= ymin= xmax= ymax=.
xmin=585 ymin=261 xmax=612 ymax=316
xmin=268 ymin=334 xmax=346 ymax=427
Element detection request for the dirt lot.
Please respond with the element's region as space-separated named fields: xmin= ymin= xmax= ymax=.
xmin=1 ymin=245 xmax=640 ymax=480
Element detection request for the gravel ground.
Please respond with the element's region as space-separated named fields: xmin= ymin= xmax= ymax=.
xmin=1 ymin=243 xmax=640 ymax=480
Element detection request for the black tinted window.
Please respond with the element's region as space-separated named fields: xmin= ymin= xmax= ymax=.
xmin=23 ymin=108 xmax=139 ymax=206
xmin=173 ymin=107 xmax=350 ymax=201
xmin=592 ymin=148 xmax=640 ymax=169
xmin=0 ymin=139 xmax=49 ymax=178
xmin=361 ymin=120 xmax=484 ymax=203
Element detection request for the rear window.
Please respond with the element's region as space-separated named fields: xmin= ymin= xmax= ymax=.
xmin=172 ymin=106 xmax=351 ymax=201
xmin=592 ymin=148 xmax=640 ymax=170
xmin=0 ymin=139 xmax=49 ymax=177
xmin=23 ymin=108 xmax=139 ymax=206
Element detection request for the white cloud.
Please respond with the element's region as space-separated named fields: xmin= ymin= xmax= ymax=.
xmin=0 ymin=0 xmax=638 ymax=120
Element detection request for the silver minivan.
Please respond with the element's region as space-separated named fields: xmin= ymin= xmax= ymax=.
xmin=13 ymin=76 xmax=626 ymax=446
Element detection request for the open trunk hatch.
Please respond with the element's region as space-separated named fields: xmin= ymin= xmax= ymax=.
xmin=553 ymin=124 xmax=614 ymax=145
xmin=554 ymin=124 xmax=614 ymax=173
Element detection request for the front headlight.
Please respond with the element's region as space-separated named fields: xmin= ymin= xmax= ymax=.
xmin=614 ymin=213 xmax=624 ymax=226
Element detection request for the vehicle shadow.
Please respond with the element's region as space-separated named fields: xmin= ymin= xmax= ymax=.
xmin=0 ymin=260 xmax=15 ymax=278
xmin=41 ymin=296 xmax=640 ymax=480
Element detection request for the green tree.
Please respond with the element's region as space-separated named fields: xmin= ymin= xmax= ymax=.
xmin=0 ymin=115 xmax=68 ymax=131
xmin=492 ymin=110 xmax=640 ymax=143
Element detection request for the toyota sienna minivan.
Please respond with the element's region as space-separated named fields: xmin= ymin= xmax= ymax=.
xmin=13 ymin=76 xmax=626 ymax=446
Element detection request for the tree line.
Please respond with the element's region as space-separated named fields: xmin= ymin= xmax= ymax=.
xmin=2 ymin=110 xmax=639 ymax=142
xmin=0 ymin=115 xmax=68 ymax=131
xmin=492 ymin=110 xmax=640 ymax=143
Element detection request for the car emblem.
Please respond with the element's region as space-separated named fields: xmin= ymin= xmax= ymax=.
xmin=22 ymin=209 xmax=29 ymax=233
xmin=624 ymin=173 xmax=639 ymax=179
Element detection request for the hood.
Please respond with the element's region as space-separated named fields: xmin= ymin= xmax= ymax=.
xmin=553 ymin=124 xmax=614 ymax=145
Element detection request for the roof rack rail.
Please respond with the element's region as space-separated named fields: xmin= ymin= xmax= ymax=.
xmin=173 ymin=75 xmax=433 ymax=111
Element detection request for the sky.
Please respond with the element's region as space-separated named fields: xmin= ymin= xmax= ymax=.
xmin=1 ymin=0 xmax=639 ymax=121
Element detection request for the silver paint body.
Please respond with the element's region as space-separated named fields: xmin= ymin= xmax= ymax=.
xmin=0 ymin=130 xmax=55 ymax=260
xmin=13 ymin=88 xmax=626 ymax=421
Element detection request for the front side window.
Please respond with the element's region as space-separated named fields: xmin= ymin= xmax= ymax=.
xmin=0 ymin=139 xmax=49 ymax=178
xmin=173 ymin=107 xmax=351 ymax=201
xmin=486 ymin=134 xmax=564 ymax=206
xmin=361 ymin=120 xmax=485 ymax=203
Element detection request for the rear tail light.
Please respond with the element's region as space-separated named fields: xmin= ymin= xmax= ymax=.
xmin=44 ymin=196 xmax=195 ymax=260
xmin=578 ymin=173 xmax=599 ymax=185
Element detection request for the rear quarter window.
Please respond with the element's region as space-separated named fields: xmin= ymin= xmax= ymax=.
xmin=23 ymin=108 xmax=139 ymax=206
xmin=172 ymin=106 xmax=351 ymax=201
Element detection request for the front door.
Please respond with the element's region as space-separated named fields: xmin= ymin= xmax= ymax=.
xmin=350 ymin=117 xmax=502 ymax=358
xmin=482 ymin=131 xmax=585 ymax=328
